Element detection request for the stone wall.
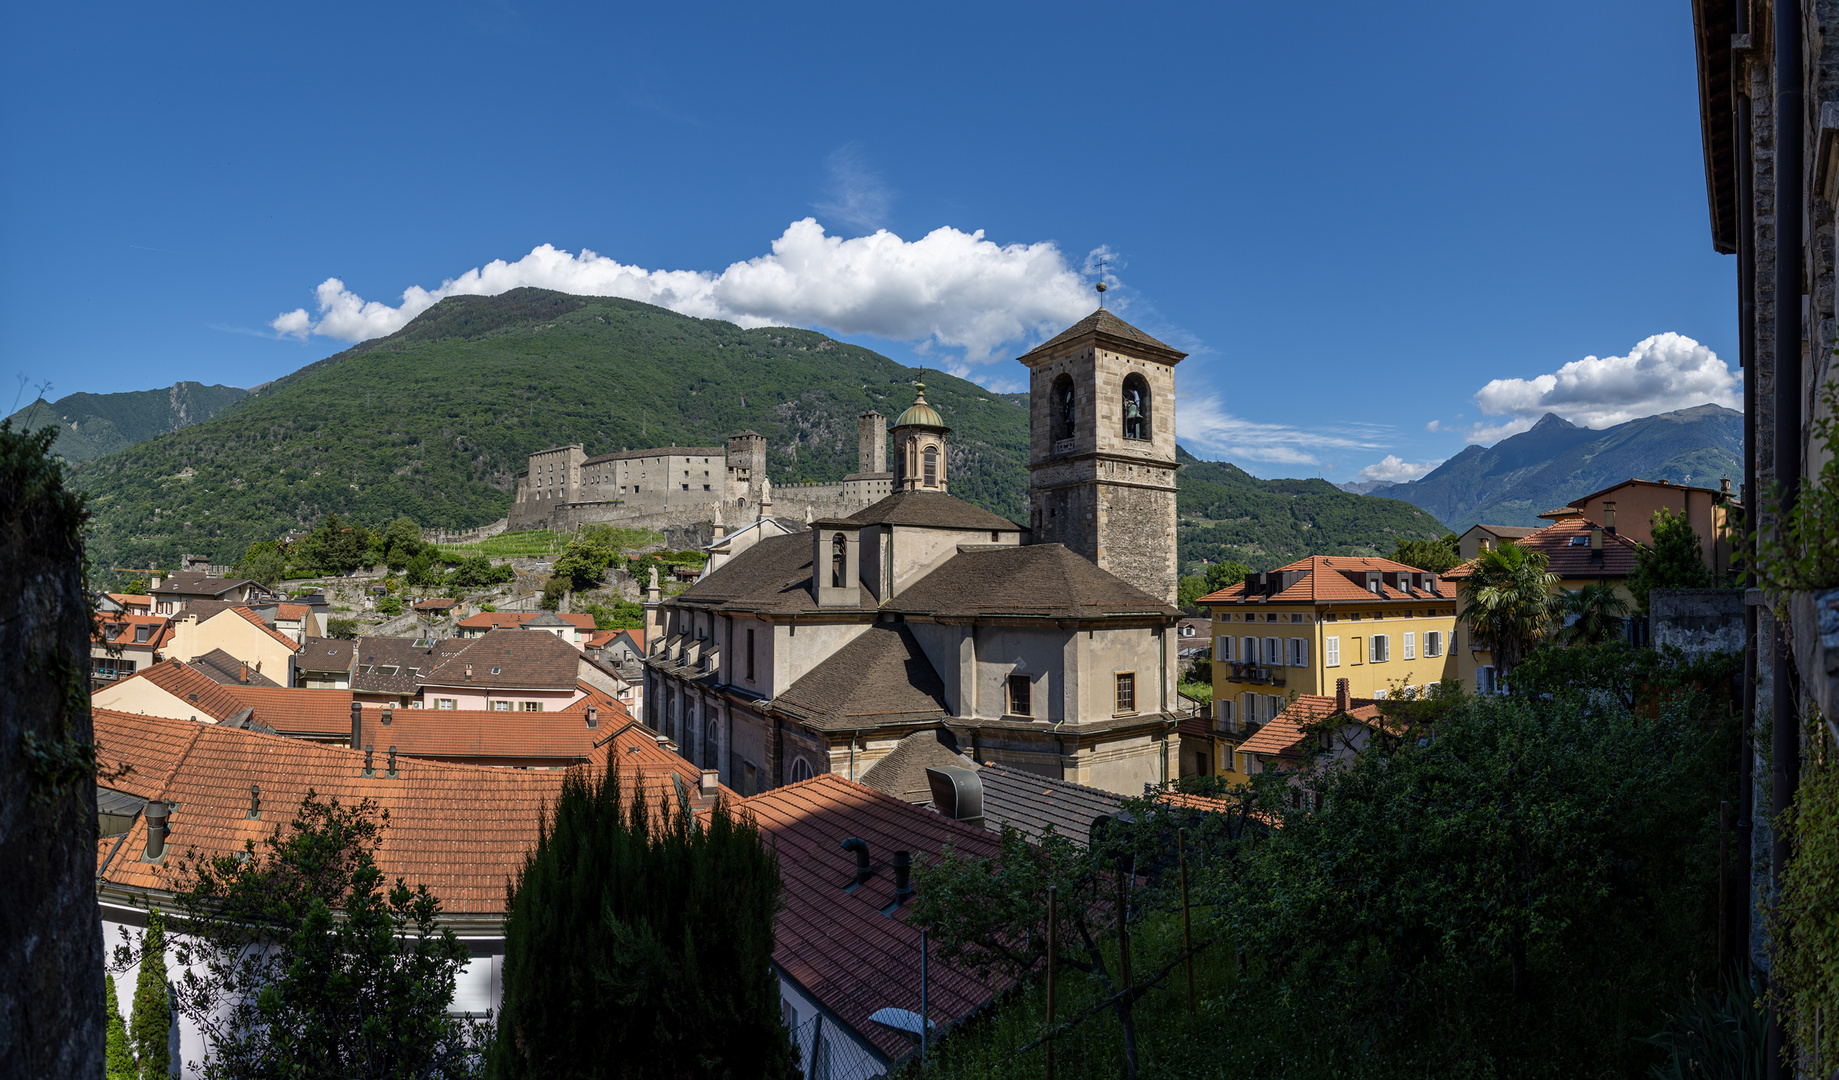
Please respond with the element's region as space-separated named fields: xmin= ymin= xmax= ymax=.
xmin=1649 ymin=588 xmax=1747 ymax=656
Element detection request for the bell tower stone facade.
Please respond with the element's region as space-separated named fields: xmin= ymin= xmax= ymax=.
xmin=1021 ymin=309 xmax=1185 ymax=605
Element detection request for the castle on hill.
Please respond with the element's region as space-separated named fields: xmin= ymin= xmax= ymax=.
xmin=507 ymin=413 xmax=896 ymax=531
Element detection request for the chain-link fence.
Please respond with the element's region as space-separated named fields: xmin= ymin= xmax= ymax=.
xmin=788 ymin=1013 xmax=890 ymax=1080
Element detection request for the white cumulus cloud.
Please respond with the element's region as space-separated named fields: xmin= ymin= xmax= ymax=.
xmin=1356 ymin=455 xmax=1443 ymax=483
xmin=1467 ymin=332 xmax=1740 ymax=441
xmin=271 ymin=219 xmax=1100 ymax=364
xmin=1177 ymin=394 xmax=1386 ymax=468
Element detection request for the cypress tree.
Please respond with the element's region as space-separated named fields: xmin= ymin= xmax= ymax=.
xmin=128 ymin=910 xmax=171 ymax=1080
xmin=490 ymin=766 xmax=797 ymax=1080
xmin=105 ymin=973 xmax=136 ymax=1080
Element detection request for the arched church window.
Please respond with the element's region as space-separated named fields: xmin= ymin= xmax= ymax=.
xmin=704 ymin=720 xmax=721 ymax=770
xmin=1052 ymin=374 xmax=1076 ymax=440
xmin=831 ymin=533 xmax=847 ymax=588
xmin=923 ymin=445 xmax=938 ymax=487
xmin=1122 ymin=374 xmax=1150 ymax=440
xmin=790 ymin=758 xmax=814 ymax=783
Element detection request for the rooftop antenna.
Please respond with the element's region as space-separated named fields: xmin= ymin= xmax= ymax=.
xmin=1096 ymin=259 xmax=1108 ymax=308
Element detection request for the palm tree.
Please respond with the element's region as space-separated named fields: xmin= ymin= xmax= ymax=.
xmin=1560 ymin=581 xmax=1631 ymax=646
xmin=1458 ymin=541 xmax=1560 ymax=679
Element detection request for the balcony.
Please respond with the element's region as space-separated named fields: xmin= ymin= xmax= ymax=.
xmin=1228 ymin=663 xmax=1286 ymax=686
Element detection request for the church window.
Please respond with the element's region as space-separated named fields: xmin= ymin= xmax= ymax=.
xmin=1007 ymin=674 xmax=1032 ymax=717
xmin=1051 ymin=374 xmax=1076 ymax=440
xmin=791 ymin=758 xmax=814 ymax=783
xmin=1122 ymin=375 xmax=1150 ymax=440
xmin=1114 ymin=672 xmax=1136 ymax=715
xmin=831 ymin=533 xmax=846 ymax=588
xmin=746 ymin=628 xmax=756 ymax=681
xmin=923 ymin=445 xmax=938 ymax=487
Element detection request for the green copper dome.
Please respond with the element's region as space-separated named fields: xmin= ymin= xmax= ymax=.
xmin=893 ymin=384 xmax=948 ymax=429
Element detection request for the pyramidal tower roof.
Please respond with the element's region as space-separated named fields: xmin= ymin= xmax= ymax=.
xmin=1021 ymin=308 xmax=1184 ymax=360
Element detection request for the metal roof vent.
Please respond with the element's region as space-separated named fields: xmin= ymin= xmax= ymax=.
xmin=143 ymin=801 xmax=170 ymax=862
xmin=925 ymin=767 xmax=984 ymax=828
xmin=840 ymin=837 xmax=874 ymax=890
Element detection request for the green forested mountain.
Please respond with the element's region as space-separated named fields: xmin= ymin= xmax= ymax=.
xmin=70 ymin=290 xmax=1032 ymax=571
xmin=6 ymin=381 xmax=247 ymax=462
xmin=1356 ymin=405 xmax=1744 ymax=531
xmin=66 ymin=288 xmax=1457 ymax=576
xmin=1175 ymin=447 xmax=1451 ymax=571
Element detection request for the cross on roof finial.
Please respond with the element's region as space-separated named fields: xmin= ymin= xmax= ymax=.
xmin=1096 ymin=258 xmax=1108 ymax=308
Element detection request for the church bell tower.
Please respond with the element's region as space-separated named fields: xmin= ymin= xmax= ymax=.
xmin=1021 ymin=308 xmax=1185 ymax=606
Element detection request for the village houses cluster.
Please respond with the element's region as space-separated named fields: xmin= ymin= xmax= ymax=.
xmin=87 ymin=305 xmax=1739 ymax=1079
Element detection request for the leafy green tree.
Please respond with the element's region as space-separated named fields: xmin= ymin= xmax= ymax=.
xmin=489 ymin=766 xmax=795 ymax=1079
xmin=288 ymin=512 xmax=374 ymax=576
xmin=1390 ymin=533 xmax=1461 ymax=574
xmin=1559 ymin=581 xmax=1631 ymax=645
xmin=326 ymin=617 xmax=359 ymax=640
xmin=236 ymin=541 xmax=286 ymax=589
xmin=448 ymin=553 xmax=513 ymax=588
xmin=128 ymin=910 xmax=171 ymax=1080
xmin=142 ymin=792 xmax=483 ymax=1079
xmin=1457 ymin=541 xmax=1560 ymax=680
xmin=1626 ymin=508 xmax=1713 ymax=614
xmin=1176 ymin=576 xmax=1211 ymax=612
xmin=105 ymin=973 xmax=136 ymax=1080
xmin=379 ymin=515 xmax=425 ymax=570
xmin=1202 ymin=559 xmax=1252 ymax=593
xmin=121 ymin=575 xmax=150 ymax=595
xmin=582 ymin=600 xmax=644 ymax=630
xmin=1210 ymin=690 xmax=1735 ymax=1079
xmin=375 ymin=596 xmax=403 ymax=616
xmin=403 ymin=550 xmax=440 ymax=588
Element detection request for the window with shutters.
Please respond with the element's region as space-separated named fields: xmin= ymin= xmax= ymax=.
xmin=1268 ymin=694 xmax=1285 ymax=719
xmin=1242 ymin=636 xmax=1257 ymax=667
xmin=1264 ymin=637 xmax=1281 ymax=666
xmin=1424 ymin=630 xmax=1443 ymax=657
xmin=1288 ymin=638 xmax=1308 ymax=666
xmin=1215 ymin=635 xmax=1233 ymax=662
xmin=1007 ymin=674 xmax=1032 ymax=717
xmin=1325 ymin=636 xmax=1341 ymax=667
xmin=1403 ymin=632 xmax=1416 ymax=659
xmin=1114 ymin=672 xmax=1137 ymax=714
xmin=1370 ymin=634 xmax=1390 ymax=663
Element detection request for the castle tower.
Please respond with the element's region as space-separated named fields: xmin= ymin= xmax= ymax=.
xmin=726 ymin=430 xmax=768 ymax=505
xmin=1020 ymin=309 xmax=1186 ymax=605
xmin=889 ymin=385 xmax=950 ymax=493
xmin=857 ymin=411 xmax=888 ymax=475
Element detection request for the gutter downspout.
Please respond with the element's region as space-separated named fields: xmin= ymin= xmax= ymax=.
xmin=1770 ymin=1 xmax=1804 ymax=1075
xmin=1734 ymin=6 xmax=1758 ymax=983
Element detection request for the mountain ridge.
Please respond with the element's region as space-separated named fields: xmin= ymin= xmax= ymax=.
xmin=6 ymin=381 xmax=248 ymax=462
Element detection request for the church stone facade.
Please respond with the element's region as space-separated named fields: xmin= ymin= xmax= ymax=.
xmin=509 ymin=414 xmax=895 ymax=531
xmin=642 ymin=307 xmax=1194 ymax=802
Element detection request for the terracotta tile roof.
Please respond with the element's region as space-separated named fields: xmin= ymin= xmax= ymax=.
xmin=413 ymin=598 xmax=458 ymax=612
xmin=131 ymin=659 xmax=251 ymax=721
xmin=1237 ymin=695 xmax=1384 ymax=759
xmin=300 ymin=637 xmax=356 ymax=674
xmin=228 ymin=686 xmax=356 ymax=739
xmin=1196 ymin=555 xmax=1457 ymax=606
xmin=740 ymin=775 xmax=1006 ymax=1061
xmin=226 ymin=606 xmax=303 ymax=652
xmin=892 ymin=544 xmax=1177 ymax=619
xmin=356 ymin=698 xmax=629 ymax=765
xmin=674 ymin=532 xmax=876 ymax=613
xmin=858 ymin=730 xmax=977 ymax=804
xmin=1442 ymin=516 xmax=1641 ymax=582
xmin=457 ymin=612 xmax=594 ymax=631
xmin=421 ymin=628 xmax=581 ymax=692
xmin=1020 ymin=307 xmax=1184 ymax=360
xmin=190 ymin=649 xmax=284 ymax=689
xmin=275 ymin=603 xmax=312 ymax=620
xmin=108 ymin=593 xmax=153 ymax=608
xmin=94 ymin=614 xmax=170 ymax=646
xmin=770 ymin=624 xmax=952 ymax=731
xmin=1466 ymin=524 xmax=1539 ymax=540
xmin=839 ymin=490 xmax=1023 ymax=532
xmin=91 ymin=708 xmax=569 ymax=914
xmin=586 ymin=630 xmax=620 ymax=650
xmin=352 ymin=636 xmax=440 ymax=696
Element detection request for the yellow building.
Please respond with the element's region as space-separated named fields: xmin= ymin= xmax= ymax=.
xmin=1197 ymin=556 xmax=1461 ymax=776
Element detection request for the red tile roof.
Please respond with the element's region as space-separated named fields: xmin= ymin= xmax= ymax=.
xmin=93 ymin=614 xmax=171 ymax=646
xmin=1237 ymin=694 xmax=1386 ymax=759
xmin=458 ymin=611 xmax=594 ymax=631
xmin=740 ymin=775 xmax=1006 ymax=1061
xmin=413 ymin=598 xmax=458 ymax=611
xmin=108 ymin=593 xmax=154 ymax=608
xmin=131 ymin=659 xmax=251 ymax=720
xmin=1197 ymin=555 xmax=1458 ymax=606
xmin=1442 ymin=516 xmax=1641 ymax=582
xmin=223 ymin=686 xmax=356 ymax=738
xmin=92 ymin=708 xmax=570 ymax=914
xmin=275 ymin=603 xmax=312 ymax=620
xmin=360 ymin=688 xmax=651 ymax=766
xmin=225 ymin=606 xmax=303 ymax=652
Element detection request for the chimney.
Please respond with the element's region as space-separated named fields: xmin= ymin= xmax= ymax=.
xmin=150 ymin=574 xmax=163 ymax=590
xmin=1590 ymin=528 xmax=1604 ymax=560
xmin=586 ymin=706 xmax=599 ymax=730
xmin=143 ymin=801 xmax=170 ymax=861
xmin=464 ymin=664 xmax=473 ymax=682
xmin=1335 ymin=677 xmax=1350 ymax=714
xmin=363 ymin=745 xmax=375 ymax=778
xmin=248 ymin=783 xmax=261 ymax=820
xmin=387 ymin=746 xmax=398 ymax=778
xmin=239 ymin=660 xmax=248 ymax=684
xmin=841 ymin=837 xmax=874 ymax=887
xmin=1720 ymin=476 xmax=1732 ymax=497
xmin=700 ymin=769 xmax=720 ymax=796
xmin=891 ymin=850 xmax=914 ymax=904
xmin=350 ymin=701 xmax=362 ymax=750
xmin=381 ymin=704 xmax=393 ymax=727
xmin=1603 ymin=501 xmax=1617 ymax=535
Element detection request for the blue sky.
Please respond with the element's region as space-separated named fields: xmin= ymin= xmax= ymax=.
xmin=0 ymin=1 xmax=1737 ymax=482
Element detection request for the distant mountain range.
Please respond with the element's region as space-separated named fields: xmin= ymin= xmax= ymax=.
xmin=6 ymin=381 xmax=248 ymax=463
xmin=1340 ymin=405 xmax=1743 ymax=531
xmin=59 ymin=288 xmax=1453 ymax=577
